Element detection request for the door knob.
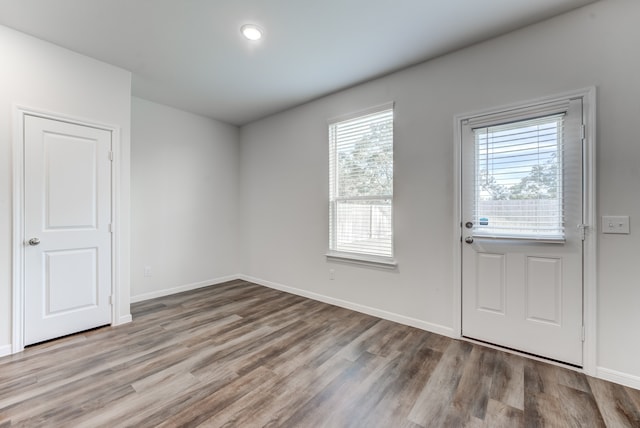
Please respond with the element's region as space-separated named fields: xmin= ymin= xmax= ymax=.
xmin=28 ymin=237 xmax=40 ymax=246
xmin=464 ymin=236 xmax=474 ymax=244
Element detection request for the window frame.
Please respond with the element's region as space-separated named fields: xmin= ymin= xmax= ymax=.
xmin=326 ymin=102 xmax=397 ymax=269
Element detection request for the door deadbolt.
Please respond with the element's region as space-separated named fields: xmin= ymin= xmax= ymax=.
xmin=465 ymin=222 xmax=473 ymax=229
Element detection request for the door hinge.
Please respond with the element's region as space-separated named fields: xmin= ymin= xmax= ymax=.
xmin=581 ymin=325 xmax=586 ymax=342
xmin=109 ymin=295 xmax=113 ymax=305
xmin=109 ymin=223 xmax=114 ymax=233
xmin=108 ymin=151 xmax=114 ymax=161
xmin=580 ymin=124 xmax=586 ymax=140
xmin=577 ymin=224 xmax=587 ymax=241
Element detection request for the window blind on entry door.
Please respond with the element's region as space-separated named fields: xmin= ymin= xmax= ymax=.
xmin=472 ymin=113 xmax=565 ymax=240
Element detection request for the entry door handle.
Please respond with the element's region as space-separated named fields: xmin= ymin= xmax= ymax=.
xmin=27 ymin=237 xmax=40 ymax=246
xmin=464 ymin=236 xmax=474 ymax=244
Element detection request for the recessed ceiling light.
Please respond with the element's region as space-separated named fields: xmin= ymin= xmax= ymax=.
xmin=241 ymin=24 xmax=262 ymax=41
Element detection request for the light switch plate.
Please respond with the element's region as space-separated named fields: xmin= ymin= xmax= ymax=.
xmin=601 ymin=216 xmax=630 ymax=234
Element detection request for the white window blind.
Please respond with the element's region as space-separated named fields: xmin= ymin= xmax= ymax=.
xmin=473 ymin=113 xmax=565 ymax=240
xmin=329 ymin=107 xmax=393 ymax=258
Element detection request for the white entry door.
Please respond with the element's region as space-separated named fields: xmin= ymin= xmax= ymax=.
xmin=24 ymin=114 xmax=112 ymax=346
xmin=461 ymin=97 xmax=584 ymax=366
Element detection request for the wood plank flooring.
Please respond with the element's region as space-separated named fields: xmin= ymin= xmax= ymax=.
xmin=1 ymin=280 xmax=639 ymax=427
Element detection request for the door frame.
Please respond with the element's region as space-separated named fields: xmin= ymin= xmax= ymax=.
xmin=452 ymin=87 xmax=597 ymax=375
xmin=12 ymin=106 xmax=123 ymax=353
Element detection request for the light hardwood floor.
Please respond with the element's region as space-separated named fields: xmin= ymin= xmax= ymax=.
xmin=1 ymin=280 xmax=639 ymax=427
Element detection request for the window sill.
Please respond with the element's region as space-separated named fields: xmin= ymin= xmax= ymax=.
xmin=326 ymin=252 xmax=397 ymax=270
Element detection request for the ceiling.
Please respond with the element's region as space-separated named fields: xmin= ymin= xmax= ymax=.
xmin=0 ymin=0 xmax=598 ymax=126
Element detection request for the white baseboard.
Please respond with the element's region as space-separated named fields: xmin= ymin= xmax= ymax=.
xmin=0 ymin=344 xmax=12 ymax=358
xmin=130 ymin=274 xmax=241 ymax=303
xmin=130 ymin=273 xmax=454 ymax=338
xmin=597 ymin=367 xmax=640 ymax=391
xmin=239 ymin=274 xmax=455 ymax=338
xmin=116 ymin=314 xmax=133 ymax=325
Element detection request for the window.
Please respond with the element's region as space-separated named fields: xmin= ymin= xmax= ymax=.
xmin=471 ymin=111 xmax=568 ymax=241
xmin=328 ymin=104 xmax=394 ymax=263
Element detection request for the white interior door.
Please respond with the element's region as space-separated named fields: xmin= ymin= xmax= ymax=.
xmin=24 ymin=114 xmax=112 ymax=346
xmin=461 ymin=97 xmax=584 ymax=366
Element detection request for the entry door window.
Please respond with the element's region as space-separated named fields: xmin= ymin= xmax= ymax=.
xmin=473 ymin=114 xmax=564 ymax=241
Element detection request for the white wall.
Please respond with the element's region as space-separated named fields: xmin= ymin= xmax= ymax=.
xmin=239 ymin=0 xmax=640 ymax=383
xmin=131 ymin=98 xmax=240 ymax=301
xmin=0 ymin=25 xmax=132 ymax=353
